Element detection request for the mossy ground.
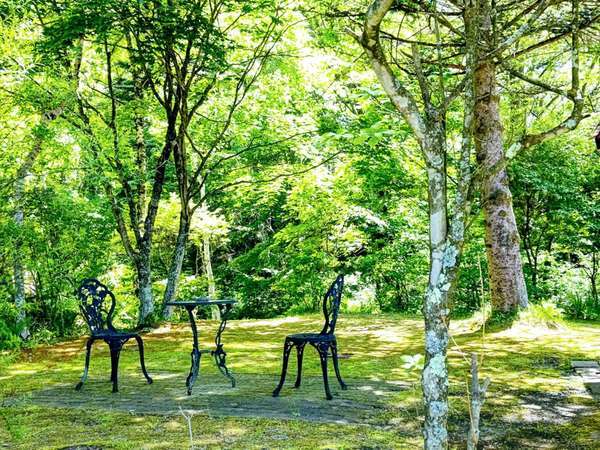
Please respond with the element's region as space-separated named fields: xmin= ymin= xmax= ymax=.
xmin=1 ymin=314 xmax=599 ymax=449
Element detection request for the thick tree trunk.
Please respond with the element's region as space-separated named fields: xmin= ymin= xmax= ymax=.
xmin=136 ymin=243 xmax=154 ymax=325
xmin=472 ymin=0 xmax=528 ymax=312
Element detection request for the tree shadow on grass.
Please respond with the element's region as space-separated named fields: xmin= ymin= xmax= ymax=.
xmin=6 ymin=372 xmax=410 ymax=426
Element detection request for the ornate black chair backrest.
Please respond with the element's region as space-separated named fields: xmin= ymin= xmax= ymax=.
xmin=77 ymin=278 xmax=116 ymax=335
xmin=320 ymin=274 xmax=344 ymax=336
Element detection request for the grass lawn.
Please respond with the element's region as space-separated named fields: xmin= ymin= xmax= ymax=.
xmin=1 ymin=313 xmax=599 ymax=449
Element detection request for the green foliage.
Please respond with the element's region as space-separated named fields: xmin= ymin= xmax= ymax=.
xmin=0 ymin=0 xmax=598 ymax=347
xmin=0 ymin=303 xmax=21 ymax=350
xmin=557 ymin=292 xmax=600 ymax=321
xmin=486 ymin=308 xmax=519 ymax=329
xmin=519 ymin=301 xmax=565 ymax=329
xmin=510 ymin=130 xmax=599 ymax=319
xmin=400 ymin=353 xmax=423 ymax=371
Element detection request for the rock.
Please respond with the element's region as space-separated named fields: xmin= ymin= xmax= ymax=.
xmin=571 ymin=360 xmax=600 ymax=369
xmin=585 ymin=381 xmax=600 ymax=395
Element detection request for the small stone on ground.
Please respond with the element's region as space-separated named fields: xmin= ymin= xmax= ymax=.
xmin=571 ymin=360 xmax=600 ymax=398
xmin=571 ymin=360 xmax=600 ymax=369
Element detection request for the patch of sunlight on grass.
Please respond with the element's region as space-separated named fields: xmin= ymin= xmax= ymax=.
xmin=2 ymin=313 xmax=600 ymax=449
xmin=236 ymin=316 xmax=313 ymax=328
xmin=8 ymin=368 xmax=39 ymax=375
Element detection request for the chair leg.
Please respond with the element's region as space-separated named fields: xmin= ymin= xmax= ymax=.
xmin=294 ymin=343 xmax=306 ymax=388
xmin=317 ymin=343 xmax=333 ymax=400
xmin=331 ymin=341 xmax=348 ymax=390
xmin=134 ymin=335 xmax=153 ymax=385
xmin=75 ymin=338 xmax=94 ymax=391
xmin=273 ymin=339 xmax=294 ymax=397
xmin=109 ymin=341 xmax=123 ymax=393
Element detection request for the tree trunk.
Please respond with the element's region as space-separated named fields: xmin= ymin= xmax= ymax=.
xmin=203 ymin=232 xmax=221 ymax=320
xmin=591 ymin=252 xmax=598 ymax=307
xmin=12 ymin=106 xmax=63 ymax=340
xmin=136 ymin=242 xmax=154 ymax=326
xmin=162 ymin=207 xmax=190 ymax=318
xmin=472 ymin=0 xmax=528 ymax=313
xmin=359 ymin=3 xmax=475 ymax=446
xmin=422 ymin=130 xmax=451 ymax=450
xmin=200 ymin=184 xmax=220 ymax=320
xmin=467 ymin=353 xmax=490 ymax=450
xmin=203 ymin=237 xmax=216 ymax=298
xmin=13 ymin=176 xmax=29 ymax=340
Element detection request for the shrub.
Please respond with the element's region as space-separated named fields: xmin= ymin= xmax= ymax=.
xmin=519 ymin=301 xmax=565 ymax=329
xmin=0 ymin=318 xmax=21 ymax=350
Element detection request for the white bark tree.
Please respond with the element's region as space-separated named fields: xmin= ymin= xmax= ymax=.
xmin=13 ymin=108 xmax=63 ymax=340
xmin=357 ymin=1 xmax=476 ymax=446
xmin=350 ymin=0 xmax=598 ymax=446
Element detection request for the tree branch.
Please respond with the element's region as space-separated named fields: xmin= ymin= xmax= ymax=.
xmin=358 ymin=0 xmax=429 ymax=149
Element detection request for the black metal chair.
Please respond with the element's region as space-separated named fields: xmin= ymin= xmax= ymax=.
xmin=75 ymin=278 xmax=152 ymax=393
xmin=272 ymin=274 xmax=348 ymax=400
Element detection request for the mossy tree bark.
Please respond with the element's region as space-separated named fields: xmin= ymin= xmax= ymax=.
xmin=470 ymin=0 xmax=528 ymax=312
xmin=467 ymin=0 xmax=587 ymax=313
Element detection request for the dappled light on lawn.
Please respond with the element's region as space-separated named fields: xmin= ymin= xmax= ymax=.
xmin=1 ymin=314 xmax=600 ymax=448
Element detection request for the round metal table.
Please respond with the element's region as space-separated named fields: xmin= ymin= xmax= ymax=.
xmin=166 ymin=298 xmax=236 ymax=395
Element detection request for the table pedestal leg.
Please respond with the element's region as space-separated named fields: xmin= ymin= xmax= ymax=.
xmin=212 ymin=304 xmax=236 ymax=387
xmin=185 ymin=306 xmax=201 ymax=395
xmin=186 ymin=349 xmax=201 ymax=395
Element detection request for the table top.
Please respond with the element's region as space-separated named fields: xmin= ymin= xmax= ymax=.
xmin=166 ymin=298 xmax=237 ymax=307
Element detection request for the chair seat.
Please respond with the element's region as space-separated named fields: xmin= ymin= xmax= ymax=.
xmin=92 ymin=330 xmax=138 ymax=339
xmin=286 ymin=333 xmax=335 ymax=343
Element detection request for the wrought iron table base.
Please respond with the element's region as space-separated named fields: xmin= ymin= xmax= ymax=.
xmin=183 ymin=303 xmax=235 ymax=395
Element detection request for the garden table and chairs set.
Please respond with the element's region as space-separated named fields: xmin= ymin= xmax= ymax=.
xmin=74 ymin=275 xmax=347 ymax=400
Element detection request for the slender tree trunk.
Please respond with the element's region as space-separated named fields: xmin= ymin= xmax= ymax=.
xmin=203 ymin=235 xmax=220 ymax=320
xmin=13 ymin=176 xmax=29 ymax=340
xmin=421 ymin=127 xmax=459 ymax=450
xmin=200 ymin=184 xmax=220 ymax=320
xmin=162 ymin=206 xmax=190 ymax=318
xmin=359 ymin=3 xmax=476 ymax=445
xmin=591 ymin=252 xmax=598 ymax=307
xmin=472 ymin=0 xmax=528 ymax=313
xmin=12 ymin=106 xmax=63 ymax=339
xmin=467 ymin=353 xmax=490 ymax=450
xmin=131 ymin=114 xmax=178 ymax=325
xmin=128 ymin=32 xmax=147 ymax=219
xmin=203 ymin=237 xmax=215 ymax=297
xmin=360 ymin=7 xmax=457 ymax=447
xmin=161 ymin=120 xmax=191 ymax=317
xmin=531 ymin=256 xmax=538 ymax=296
